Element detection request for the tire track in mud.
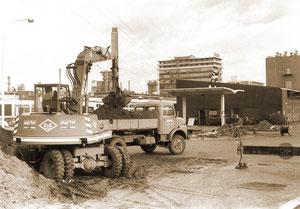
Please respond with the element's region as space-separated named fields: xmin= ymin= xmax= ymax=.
xmin=56 ymin=179 xmax=107 ymax=200
xmin=108 ymin=157 xmax=228 ymax=207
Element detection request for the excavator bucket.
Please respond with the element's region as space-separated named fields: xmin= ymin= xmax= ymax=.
xmin=102 ymin=88 xmax=131 ymax=108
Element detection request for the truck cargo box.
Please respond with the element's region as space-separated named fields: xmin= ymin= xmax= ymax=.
xmin=98 ymin=118 xmax=158 ymax=130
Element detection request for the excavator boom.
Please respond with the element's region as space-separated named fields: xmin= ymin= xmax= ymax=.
xmin=66 ymin=27 xmax=131 ymax=114
xmin=66 ymin=46 xmax=111 ymax=113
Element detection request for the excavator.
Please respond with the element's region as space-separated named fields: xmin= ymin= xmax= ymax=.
xmin=13 ymin=28 xmax=132 ymax=179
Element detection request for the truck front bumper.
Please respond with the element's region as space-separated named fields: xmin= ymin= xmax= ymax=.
xmin=13 ymin=130 xmax=112 ymax=145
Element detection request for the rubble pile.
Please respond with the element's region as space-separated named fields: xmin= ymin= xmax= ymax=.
xmin=256 ymin=120 xmax=272 ymax=130
xmin=0 ymin=127 xmax=16 ymax=156
xmin=94 ymin=104 xmax=157 ymax=120
xmin=0 ymin=148 xmax=59 ymax=208
xmin=94 ymin=105 xmax=142 ymax=119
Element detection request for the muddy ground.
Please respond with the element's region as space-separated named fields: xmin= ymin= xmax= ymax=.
xmin=2 ymin=125 xmax=300 ymax=208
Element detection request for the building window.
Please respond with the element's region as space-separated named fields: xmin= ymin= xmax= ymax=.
xmin=208 ymin=109 xmax=218 ymax=118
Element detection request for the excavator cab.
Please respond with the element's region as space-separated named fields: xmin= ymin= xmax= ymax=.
xmin=34 ymin=84 xmax=73 ymax=113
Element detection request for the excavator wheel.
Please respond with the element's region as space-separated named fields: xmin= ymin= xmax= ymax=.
xmin=102 ymin=146 xmax=123 ymax=178
xmin=169 ymin=134 xmax=186 ymax=155
xmin=117 ymin=146 xmax=131 ymax=177
xmin=42 ymin=150 xmax=65 ymax=180
xmin=109 ymin=138 xmax=127 ymax=149
xmin=61 ymin=150 xmax=74 ymax=179
xmin=140 ymin=144 xmax=157 ymax=153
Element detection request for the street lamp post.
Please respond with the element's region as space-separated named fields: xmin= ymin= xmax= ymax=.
xmin=1 ymin=18 xmax=34 ymax=128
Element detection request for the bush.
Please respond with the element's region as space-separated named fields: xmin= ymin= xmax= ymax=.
xmin=268 ymin=113 xmax=285 ymax=125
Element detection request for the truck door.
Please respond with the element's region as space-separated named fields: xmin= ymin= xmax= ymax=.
xmin=159 ymin=106 xmax=177 ymax=135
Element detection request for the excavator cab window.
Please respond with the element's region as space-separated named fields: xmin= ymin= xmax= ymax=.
xmin=41 ymin=86 xmax=58 ymax=112
xmin=34 ymin=84 xmax=70 ymax=113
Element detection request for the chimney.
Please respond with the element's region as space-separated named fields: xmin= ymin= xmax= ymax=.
xmin=59 ymin=68 xmax=61 ymax=84
xmin=128 ymin=80 xmax=130 ymax=91
xmin=111 ymin=27 xmax=119 ymax=60
xmin=7 ymin=75 xmax=11 ymax=92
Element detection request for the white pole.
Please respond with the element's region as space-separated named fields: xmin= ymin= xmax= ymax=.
xmin=182 ymin=95 xmax=187 ymax=124
xmin=220 ymin=93 xmax=225 ymax=126
xmin=1 ymin=36 xmax=5 ymax=127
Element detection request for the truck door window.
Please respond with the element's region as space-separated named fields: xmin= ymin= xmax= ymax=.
xmin=163 ymin=107 xmax=175 ymax=116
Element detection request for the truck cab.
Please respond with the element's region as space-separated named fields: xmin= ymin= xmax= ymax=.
xmin=134 ymin=100 xmax=186 ymax=136
xmin=133 ymin=100 xmax=187 ymax=154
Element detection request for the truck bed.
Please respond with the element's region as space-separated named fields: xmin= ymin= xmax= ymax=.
xmin=98 ymin=118 xmax=158 ymax=130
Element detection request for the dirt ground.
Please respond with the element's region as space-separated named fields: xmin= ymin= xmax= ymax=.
xmin=2 ymin=125 xmax=300 ymax=208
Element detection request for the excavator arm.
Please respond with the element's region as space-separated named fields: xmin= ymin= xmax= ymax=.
xmin=66 ymin=46 xmax=111 ymax=114
xmin=66 ymin=28 xmax=131 ymax=114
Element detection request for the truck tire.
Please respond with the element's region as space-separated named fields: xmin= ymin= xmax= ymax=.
xmin=169 ymin=134 xmax=186 ymax=155
xmin=102 ymin=147 xmax=123 ymax=178
xmin=109 ymin=138 xmax=127 ymax=149
xmin=61 ymin=150 xmax=74 ymax=179
xmin=140 ymin=144 xmax=156 ymax=153
xmin=42 ymin=150 xmax=65 ymax=180
xmin=117 ymin=146 xmax=131 ymax=177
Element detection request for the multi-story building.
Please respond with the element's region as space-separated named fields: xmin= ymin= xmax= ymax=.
xmin=158 ymin=55 xmax=223 ymax=90
xmin=266 ymin=50 xmax=300 ymax=90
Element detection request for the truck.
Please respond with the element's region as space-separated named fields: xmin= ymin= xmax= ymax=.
xmin=13 ymin=28 xmax=187 ymax=180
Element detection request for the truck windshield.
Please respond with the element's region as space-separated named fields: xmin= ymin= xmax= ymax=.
xmin=162 ymin=106 xmax=175 ymax=116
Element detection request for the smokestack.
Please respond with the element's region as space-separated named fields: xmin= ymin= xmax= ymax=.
xmin=59 ymin=68 xmax=61 ymax=84
xmin=128 ymin=80 xmax=130 ymax=91
xmin=111 ymin=27 xmax=119 ymax=91
xmin=7 ymin=76 xmax=11 ymax=92
xmin=111 ymin=27 xmax=119 ymax=61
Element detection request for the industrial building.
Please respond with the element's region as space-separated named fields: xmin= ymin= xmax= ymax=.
xmin=158 ymin=55 xmax=223 ymax=90
xmin=166 ymin=80 xmax=300 ymax=125
xmin=91 ymin=70 xmax=112 ymax=95
xmin=147 ymin=80 xmax=158 ymax=94
xmin=266 ymin=50 xmax=300 ymax=90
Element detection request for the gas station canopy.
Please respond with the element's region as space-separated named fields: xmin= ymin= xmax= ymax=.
xmin=161 ymin=87 xmax=244 ymax=126
xmin=162 ymin=87 xmax=244 ymax=96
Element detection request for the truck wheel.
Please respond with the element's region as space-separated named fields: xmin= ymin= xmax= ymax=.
xmin=102 ymin=147 xmax=123 ymax=178
xmin=42 ymin=150 xmax=65 ymax=180
xmin=61 ymin=150 xmax=74 ymax=179
xmin=140 ymin=144 xmax=156 ymax=153
xmin=117 ymin=147 xmax=131 ymax=177
xmin=169 ymin=134 xmax=186 ymax=155
xmin=109 ymin=138 xmax=127 ymax=149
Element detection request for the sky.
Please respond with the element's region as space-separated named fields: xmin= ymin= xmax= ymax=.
xmin=0 ymin=0 xmax=300 ymax=93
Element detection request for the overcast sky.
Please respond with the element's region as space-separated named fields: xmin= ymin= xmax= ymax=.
xmin=1 ymin=0 xmax=300 ymax=93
